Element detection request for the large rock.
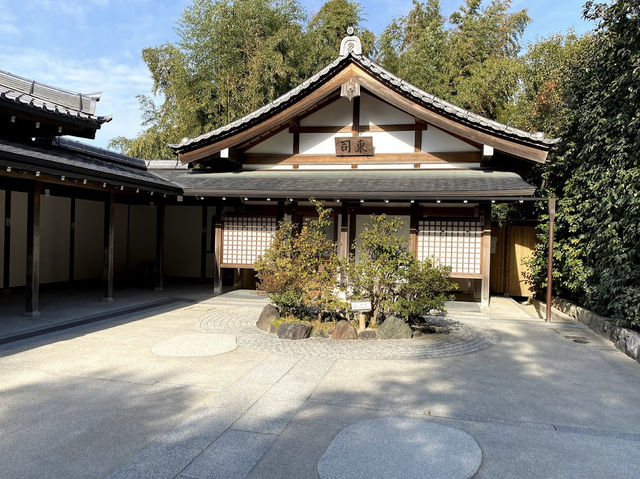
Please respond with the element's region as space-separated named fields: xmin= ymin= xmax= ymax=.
xmin=378 ymin=315 xmax=413 ymax=339
xmin=256 ymin=304 xmax=279 ymax=333
xmin=358 ymin=329 xmax=378 ymax=340
xmin=277 ymin=322 xmax=312 ymax=340
xmin=331 ymin=320 xmax=358 ymax=340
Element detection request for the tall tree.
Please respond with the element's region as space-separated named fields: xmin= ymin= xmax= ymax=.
xmin=528 ymin=0 xmax=640 ymax=328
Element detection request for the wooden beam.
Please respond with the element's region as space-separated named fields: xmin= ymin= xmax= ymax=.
xmin=546 ymin=198 xmax=557 ymax=322
xmin=154 ymin=200 xmax=165 ymax=291
xmin=289 ymin=123 xmax=430 ymax=134
xmin=352 ymin=96 xmax=360 ymax=137
xmin=69 ymin=197 xmax=75 ymax=282
xmin=243 ymin=151 xmax=480 ymax=165
xmin=25 ymin=180 xmax=40 ymax=315
xmin=480 ymin=205 xmax=492 ymax=308
xmin=102 ymin=192 xmax=114 ymax=302
xmin=353 ymin=68 xmax=550 ymax=163
xmin=3 ymin=189 xmax=11 ymax=291
xmin=179 ymin=64 xmax=358 ymax=163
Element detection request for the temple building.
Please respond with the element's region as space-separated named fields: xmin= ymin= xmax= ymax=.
xmin=0 ymin=32 xmax=557 ymax=316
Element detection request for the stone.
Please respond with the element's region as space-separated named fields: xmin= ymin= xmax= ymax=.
xmin=311 ymin=328 xmax=330 ymax=338
xmin=256 ymin=304 xmax=278 ymax=333
xmin=358 ymin=329 xmax=378 ymax=340
xmin=317 ymin=418 xmax=482 ymax=479
xmin=277 ymin=322 xmax=312 ymax=340
xmin=331 ymin=320 xmax=358 ymax=340
xmin=378 ymin=315 xmax=413 ymax=339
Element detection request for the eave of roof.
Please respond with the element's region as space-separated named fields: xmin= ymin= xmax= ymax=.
xmin=0 ymin=138 xmax=180 ymax=194
xmin=151 ymin=168 xmax=536 ymax=199
xmin=171 ymin=53 xmax=559 ymax=155
xmin=0 ymin=70 xmax=112 ymax=126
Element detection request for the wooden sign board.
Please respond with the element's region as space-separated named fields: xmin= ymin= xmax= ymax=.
xmin=351 ymin=300 xmax=372 ymax=312
xmin=334 ymin=137 xmax=374 ymax=156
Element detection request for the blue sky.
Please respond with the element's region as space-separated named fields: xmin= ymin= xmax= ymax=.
xmin=1 ymin=0 xmax=593 ymax=148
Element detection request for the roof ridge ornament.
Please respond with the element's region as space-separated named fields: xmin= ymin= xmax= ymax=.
xmin=339 ymin=27 xmax=362 ymax=56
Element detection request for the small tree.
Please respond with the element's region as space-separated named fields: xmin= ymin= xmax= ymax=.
xmin=345 ymin=215 xmax=456 ymax=326
xmin=255 ymin=201 xmax=344 ymax=318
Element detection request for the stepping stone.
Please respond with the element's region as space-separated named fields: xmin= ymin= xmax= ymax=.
xmin=152 ymin=333 xmax=236 ymax=357
xmin=318 ymin=417 xmax=482 ymax=479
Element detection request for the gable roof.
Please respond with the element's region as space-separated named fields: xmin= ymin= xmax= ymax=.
xmin=0 ymin=69 xmax=112 ymax=126
xmin=171 ymin=53 xmax=558 ymax=163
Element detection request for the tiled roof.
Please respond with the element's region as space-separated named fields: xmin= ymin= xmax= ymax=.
xmin=0 ymin=138 xmax=179 ymax=193
xmin=151 ymin=168 xmax=536 ymax=198
xmin=0 ymin=70 xmax=111 ymax=125
xmin=171 ymin=53 xmax=558 ymax=152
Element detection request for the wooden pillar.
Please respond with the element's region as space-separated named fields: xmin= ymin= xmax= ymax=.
xmin=347 ymin=206 xmax=357 ymax=254
xmin=546 ymin=198 xmax=557 ymax=322
xmin=102 ymin=192 xmax=115 ymax=302
xmin=338 ymin=204 xmax=349 ymax=259
xmin=409 ymin=202 xmax=419 ymax=256
xmin=25 ymin=181 xmax=41 ymax=316
xmin=276 ymin=200 xmax=284 ymax=224
xmin=154 ymin=200 xmax=165 ymax=291
xmin=200 ymin=204 xmax=208 ymax=280
xmin=68 ymin=197 xmax=75 ymax=282
xmin=3 ymin=189 xmax=11 ymax=291
xmin=213 ymin=209 xmax=223 ymax=295
xmin=480 ymin=204 xmax=492 ymax=308
xmin=503 ymin=220 xmax=511 ymax=296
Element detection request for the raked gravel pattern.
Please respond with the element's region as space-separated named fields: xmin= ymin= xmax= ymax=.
xmin=197 ymin=304 xmax=499 ymax=360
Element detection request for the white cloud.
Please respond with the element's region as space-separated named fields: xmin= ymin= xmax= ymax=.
xmin=0 ymin=46 xmax=154 ymax=148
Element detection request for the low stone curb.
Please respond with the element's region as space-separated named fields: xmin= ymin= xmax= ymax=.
xmin=531 ymin=298 xmax=640 ymax=364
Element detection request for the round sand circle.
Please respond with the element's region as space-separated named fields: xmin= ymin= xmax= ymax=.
xmin=318 ymin=418 xmax=482 ymax=479
xmin=152 ymin=333 xmax=237 ymax=357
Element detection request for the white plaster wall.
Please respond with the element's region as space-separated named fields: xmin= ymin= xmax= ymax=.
xmin=74 ymin=199 xmax=103 ymax=281
xmin=360 ymin=131 xmax=415 ymax=154
xmin=114 ymin=203 xmax=129 ymax=277
xmin=0 ymin=190 xmax=4 ymax=287
xmin=300 ymin=98 xmax=352 ymax=126
xmin=164 ymin=205 xmax=201 ymax=277
xmin=360 ymin=92 xmax=414 ymax=125
xmin=246 ymin=129 xmax=294 ymax=155
xmin=10 ymin=192 xmax=27 ymax=287
xmin=128 ymin=205 xmax=156 ymax=276
xmin=422 ymin=126 xmax=479 ymax=152
xmin=300 ymin=132 xmax=339 ymax=155
xmin=354 ymin=214 xmax=410 ymax=262
xmin=40 ymin=196 xmax=70 ymax=284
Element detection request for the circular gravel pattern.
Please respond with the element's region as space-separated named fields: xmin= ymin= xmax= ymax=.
xmin=197 ymin=305 xmax=498 ymax=360
xmin=152 ymin=333 xmax=237 ymax=357
xmin=317 ymin=417 xmax=482 ymax=479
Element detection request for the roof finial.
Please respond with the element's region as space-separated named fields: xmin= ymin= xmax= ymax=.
xmin=340 ymin=27 xmax=362 ymax=57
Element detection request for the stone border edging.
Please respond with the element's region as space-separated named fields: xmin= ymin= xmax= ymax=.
xmin=531 ymin=298 xmax=640 ymax=363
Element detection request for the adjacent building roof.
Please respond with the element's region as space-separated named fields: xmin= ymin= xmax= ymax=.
xmin=151 ymin=169 xmax=535 ymax=199
xmin=0 ymin=138 xmax=179 ymax=194
xmin=0 ymin=69 xmax=112 ymax=125
xmin=171 ymin=53 xmax=559 ymax=155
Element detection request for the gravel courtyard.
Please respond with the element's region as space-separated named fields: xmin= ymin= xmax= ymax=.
xmin=1 ymin=290 xmax=640 ymax=478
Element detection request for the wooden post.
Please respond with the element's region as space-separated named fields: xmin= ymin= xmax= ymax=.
xmin=200 ymin=204 xmax=207 ymax=280
xmin=503 ymin=220 xmax=510 ymax=296
xmin=546 ymin=198 xmax=557 ymax=322
xmin=102 ymin=192 xmax=115 ymax=302
xmin=348 ymin=206 xmax=357 ymax=254
xmin=3 ymin=189 xmax=11 ymax=292
xmin=25 ymin=181 xmax=41 ymax=316
xmin=68 ymin=197 xmax=75 ymax=282
xmin=276 ymin=200 xmax=284 ymax=224
xmin=480 ymin=205 xmax=492 ymax=308
xmin=154 ymin=200 xmax=165 ymax=291
xmin=409 ymin=203 xmax=419 ymax=256
xmin=213 ymin=208 xmax=223 ymax=295
xmin=339 ymin=204 xmax=349 ymax=259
